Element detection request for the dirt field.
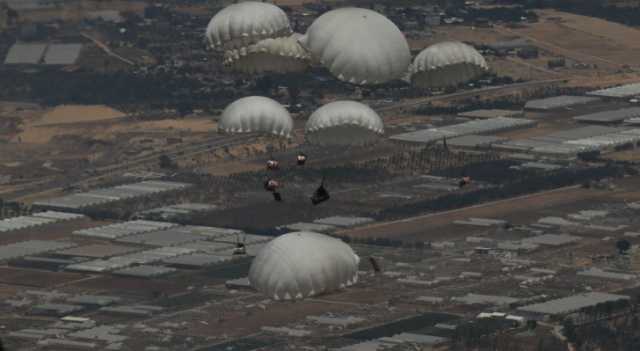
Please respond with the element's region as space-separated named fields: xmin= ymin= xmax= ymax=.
xmin=35 ymin=105 xmax=126 ymax=126
xmin=16 ymin=117 xmax=216 ymax=144
xmin=499 ymin=9 xmax=640 ymax=69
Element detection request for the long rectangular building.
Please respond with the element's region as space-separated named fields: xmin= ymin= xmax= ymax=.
xmin=525 ymin=95 xmax=600 ymax=111
xmin=573 ymin=107 xmax=640 ymax=124
xmin=518 ymin=292 xmax=629 ymax=315
xmin=390 ymin=117 xmax=536 ymax=144
xmin=587 ymin=83 xmax=640 ymax=99
xmin=33 ymin=181 xmax=192 ymax=210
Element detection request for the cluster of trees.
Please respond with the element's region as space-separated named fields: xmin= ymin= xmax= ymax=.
xmin=0 ymin=69 xmax=241 ymax=111
xmin=0 ymin=199 xmax=31 ymax=219
xmin=563 ymin=298 xmax=640 ymax=351
xmin=452 ymin=318 xmax=519 ymax=350
xmin=358 ymin=146 xmax=500 ymax=174
xmin=461 ymin=6 xmax=539 ymax=23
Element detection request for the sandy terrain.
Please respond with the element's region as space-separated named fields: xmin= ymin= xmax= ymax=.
xmin=499 ymin=10 xmax=640 ymax=69
xmin=35 ymin=104 xmax=126 ymax=126
xmin=16 ymin=117 xmax=217 ymax=144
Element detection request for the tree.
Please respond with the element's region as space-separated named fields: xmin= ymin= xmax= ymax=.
xmin=562 ymin=319 xmax=577 ymax=343
xmin=527 ymin=319 xmax=538 ymax=330
xmin=617 ymin=239 xmax=631 ymax=255
xmin=159 ymin=155 xmax=176 ymax=169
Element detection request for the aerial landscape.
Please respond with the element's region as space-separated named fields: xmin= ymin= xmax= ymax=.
xmin=3 ymin=0 xmax=640 ymax=350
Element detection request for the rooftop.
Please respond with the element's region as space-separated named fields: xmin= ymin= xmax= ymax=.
xmin=518 ymin=292 xmax=630 ymax=315
xmin=524 ymin=95 xmax=600 ymax=110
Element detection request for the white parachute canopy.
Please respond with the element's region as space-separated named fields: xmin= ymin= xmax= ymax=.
xmin=249 ymin=231 xmax=360 ymax=301
xmin=218 ymin=96 xmax=293 ymax=137
xmin=410 ymin=41 xmax=489 ymax=89
xmin=299 ymin=7 xmax=411 ymax=85
xmin=305 ymin=100 xmax=384 ymax=146
xmin=206 ymin=1 xmax=291 ymax=51
xmin=224 ymin=33 xmax=311 ymax=74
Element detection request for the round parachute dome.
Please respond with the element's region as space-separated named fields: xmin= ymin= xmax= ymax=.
xmin=305 ymin=101 xmax=384 ymax=146
xmin=410 ymin=41 xmax=488 ymax=89
xmin=249 ymin=231 xmax=360 ymax=301
xmin=218 ymin=96 xmax=293 ymax=137
xmin=224 ymin=33 xmax=311 ymax=74
xmin=299 ymin=8 xmax=411 ymax=85
xmin=206 ymin=1 xmax=291 ymax=50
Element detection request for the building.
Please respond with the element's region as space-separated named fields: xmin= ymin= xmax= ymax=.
xmin=518 ymin=292 xmax=630 ymax=316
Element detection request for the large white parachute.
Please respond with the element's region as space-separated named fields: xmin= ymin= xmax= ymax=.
xmin=410 ymin=41 xmax=488 ymax=89
xmin=248 ymin=231 xmax=360 ymax=301
xmin=299 ymin=7 xmax=411 ymax=85
xmin=206 ymin=1 xmax=291 ymax=51
xmin=223 ymin=33 xmax=311 ymax=74
xmin=218 ymin=96 xmax=293 ymax=137
xmin=305 ymin=101 xmax=384 ymax=146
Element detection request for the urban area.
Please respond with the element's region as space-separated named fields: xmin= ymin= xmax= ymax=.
xmin=2 ymin=0 xmax=640 ymax=350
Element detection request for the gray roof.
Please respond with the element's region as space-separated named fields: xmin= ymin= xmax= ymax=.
xmin=74 ymin=220 xmax=178 ymax=240
xmin=99 ymin=305 xmax=163 ymax=317
xmin=307 ymin=315 xmax=365 ymax=326
xmin=313 ymin=216 xmax=374 ymax=227
xmin=573 ymin=107 xmax=640 ymax=123
xmin=67 ymin=325 xmax=128 ymax=343
xmin=577 ymin=268 xmax=637 ymax=281
xmin=4 ymin=43 xmax=47 ymax=64
xmin=522 ymin=234 xmax=581 ymax=246
xmin=453 ymin=293 xmax=520 ymax=306
xmin=525 ymin=95 xmax=599 ymax=110
xmin=176 ymin=240 xmax=236 ymax=254
xmin=34 ymin=181 xmax=191 ymax=210
xmin=65 ymin=247 xmax=196 ymax=272
xmin=446 ymin=135 xmax=505 ymax=148
xmin=588 ymin=83 xmax=640 ymax=98
xmin=458 ymin=109 xmax=522 ymax=118
xmin=380 ymin=333 xmax=448 ymax=346
xmin=139 ymin=203 xmax=217 ymax=219
xmin=542 ymin=126 xmax=622 ymax=141
xmin=497 ymin=125 xmax=637 ymax=157
xmin=116 ymin=228 xmax=206 ymax=247
xmin=67 ymin=295 xmax=121 ymax=306
xmin=0 ymin=211 xmax=85 ymax=232
xmin=55 ymin=244 xmax=141 ymax=258
xmin=43 ymin=43 xmax=83 ymax=65
xmin=0 ymin=240 xmax=77 ymax=262
xmin=112 ymin=265 xmax=176 ymax=278
xmin=37 ymin=339 xmax=97 ymax=349
xmin=518 ymin=292 xmax=629 ymax=315
xmin=390 ymin=117 xmax=535 ymax=144
xmin=162 ymin=253 xmax=230 ymax=267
